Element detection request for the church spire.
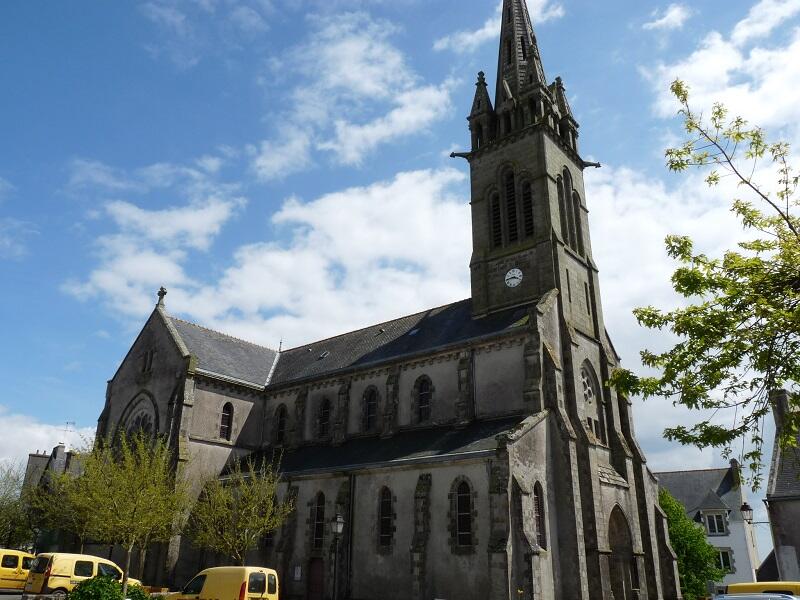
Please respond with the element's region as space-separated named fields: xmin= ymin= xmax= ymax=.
xmin=495 ymin=0 xmax=548 ymax=108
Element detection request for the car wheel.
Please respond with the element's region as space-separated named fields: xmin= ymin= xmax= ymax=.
xmin=51 ymin=588 xmax=68 ymax=600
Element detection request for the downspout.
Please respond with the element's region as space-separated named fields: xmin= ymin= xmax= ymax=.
xmin=347 ymin=472 xmax=356 ymax=598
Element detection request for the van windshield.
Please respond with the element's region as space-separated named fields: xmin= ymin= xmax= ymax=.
xmin=248 ymin=572 xmax=266 ymax=595
xmin=30 ymin=557 xmax=50 ymax=574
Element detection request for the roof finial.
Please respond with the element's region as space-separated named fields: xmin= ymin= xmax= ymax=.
xmin=157 ymin=286 xmax=167 ymax=307
xmin=278 ymin=338 xmax=283 ymax=352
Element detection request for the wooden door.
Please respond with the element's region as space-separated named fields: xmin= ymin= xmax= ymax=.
xmin=307 ymin=559 xmax=324 ymax=600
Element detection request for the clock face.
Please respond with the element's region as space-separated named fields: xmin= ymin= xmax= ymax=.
xmin=505 ymin=268 xmax=523 ymax=288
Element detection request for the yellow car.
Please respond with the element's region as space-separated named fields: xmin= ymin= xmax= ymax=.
xmin=171 ymin=567 xmax=279 ymax=600
xmin=0 ymin=549 xmax=35 ymax=591
xmin=724 ymin=581 xmax=800 ymax=595
xmin=23 ymin=552 xmax=141 ymax=599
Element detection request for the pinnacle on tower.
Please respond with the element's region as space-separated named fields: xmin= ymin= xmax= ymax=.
xmin=468 ymin=71 xmax=495 ymax=150
xmin=495 ymin=0 xmax=548 ymax=108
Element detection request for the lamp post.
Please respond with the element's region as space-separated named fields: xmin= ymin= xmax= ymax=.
xmin=740 ymin=502 xmax=754 ymax=524
xmin=330 ymin=513 xmax=345 ymax=600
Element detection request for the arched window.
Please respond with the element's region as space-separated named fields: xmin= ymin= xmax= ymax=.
xmin=415 ymin=377 xmax=432 ymax=423
xmin=506 ymin=6 xmax=512 ymax=22
xmin=456 ymin=481 xmax=473 ymax=546
xmin=490 ymin=193 xmax=503 ymax=248
xmin=475 ymin=123 xmax=484 ymax=149
xmin=220 ymin=403 xmax=233 ymax=441
xmin=363 ymin=387 xmax=379 ymax=433
xmin=378 ymin=487 xmax=393 ymax=547
xmin=318 ymin=398 xmax=331 ymax=438
xmin=522 ymin=181 xmax=534 ymax=237
xmin=505 ymin=171 xmax=518 ymax=243
xmin=312 ymin=492 xmax=325 ymax=549
xmin=557 ymin=176 xmax=569 ymax=242
xmin=581 ymin=364 xmax=607 ymax=444
xmin=572 ymin=191 xmax=585 ymax=255
xmin=520 ymin=36 xmax=527 ymax=60
xmin=563 ymin=169 xmax=577 ymax=250
xmin=529 ymin=98 xmax=539 ymax=123
xmin=274 ymin=404 xmax=287 ymax=445
xmin=534 ymin=482 xmax=547 ymax=549
xmin=506 ymin=40 xmax=513 ymax=65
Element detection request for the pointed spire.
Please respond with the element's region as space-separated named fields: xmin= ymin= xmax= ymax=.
xmin=470 ymin=71 xmax=493 ymax=117
xmin=495 ymin=0 xmax=548 ymax=108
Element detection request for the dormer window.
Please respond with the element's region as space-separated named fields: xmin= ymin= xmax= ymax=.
xmin=705 ymin=513 xmax=727 ymax=535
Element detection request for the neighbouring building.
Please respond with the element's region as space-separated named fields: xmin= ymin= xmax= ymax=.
xmin=656 ymin=462 xmax=759 ymax=588
xmin=62 ymin=1 xmax=684 ymax=598
xmin=764 ymin=389 xmax=800 ymax=580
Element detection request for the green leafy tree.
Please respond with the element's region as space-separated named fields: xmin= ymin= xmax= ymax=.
xmin=77 ymin=433 xmax=190 ymax=597
xmin=69 ymin=575 xmax=150 ymax=600
xmin=610 ymin=80 xmax=800 ymax=486
xmin=188 ymin=456 xmax=294 ymax=565
xmin=0 ymin=461 xmax=33 ymax=548
xmin=659 ymin=489 xmax=725 ymax=599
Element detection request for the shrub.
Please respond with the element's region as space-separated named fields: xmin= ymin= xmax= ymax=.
xmin=68 ymin=577 xmax=151 ymax=600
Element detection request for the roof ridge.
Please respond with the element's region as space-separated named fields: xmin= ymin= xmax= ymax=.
xmin=168 ymin=315 xmax=277 ymax=352
xmin=655 ymin=467 xmax=730 ymax=475
xmin=280 ymin=298 xmax=471 ymax=353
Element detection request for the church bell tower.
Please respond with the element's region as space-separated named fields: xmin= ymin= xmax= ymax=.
xmin=462 ymin=0 xmax=591 ymax=320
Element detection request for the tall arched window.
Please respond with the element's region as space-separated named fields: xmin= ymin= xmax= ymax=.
xmin=563 ymin=169 xmax=577 ymax=250
xmin=557 ymin=176 xmax=569 ymax=242
xmin=490 ymin=194 xmax=503 ymax=248
xmin=318 ymin=398 xmax=331 ymax=438
xmin=456 ymin=481 xmax=473 ymax=546
xmin=506 ymin=40 xmax=513 ymax=65
xmin=274 ymin=404 xmax=287 ymax=445
xmin=378 ymin=487 xmax=393 ymax=547
xmin=415 ymin=377 xmax=432 ymax=423
xmin=363 ymin=387 xmax=379 ymax=433
xmin=522 ymin=181 xmax=534 ymax=237
xmin=572 ymin=191 xmax=585 ymax=255
xmin=475 ymin=123 xmax=484 ymax=149
xmin=505 ymin=171 xmax=519 ymax=243
xmin=220 ymin=403 xmax=233 ymax=441
xmin=534 ymin=482 xmax=547 ymax=549
xmin=581 ymin=363 xmax=607 ymax=444
xmin=313 ymin=492 xmax=325 ymax=549
xmin=520 ymin=36 xmax=527 ymax=60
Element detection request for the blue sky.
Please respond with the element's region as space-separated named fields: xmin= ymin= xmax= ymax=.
xmin=3 ymin=0 xmax=800 ymax=557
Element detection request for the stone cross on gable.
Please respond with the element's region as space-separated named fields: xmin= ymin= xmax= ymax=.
xmin=157 ymin=286 xmax=167 ymax=307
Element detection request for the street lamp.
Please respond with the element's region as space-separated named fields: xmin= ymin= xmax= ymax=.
xmin=740 ymin=502 xmax=754 ymax=524
xmin=330 ymin=513 xmax=345 ymax=600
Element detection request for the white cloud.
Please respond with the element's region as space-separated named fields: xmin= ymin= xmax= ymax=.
xmin=642 ymin=4 xmax=692 ymax=31
xmin=434 ymin=0 xmax=564 ymax=54
xmin=0 ymin=218 xmax=37 ymax=260
xmin=73 ymin=167 xmax=470 ymax=347
xmin=252 ymin=128 xmax=313 ymax=180
xmin=0 ymin=177 xmax=14 ymax=200
xmin=253 ymin=12 xmax=454 ymax=177
xmin=731 ymin=0 xmax=800 ymax=46
xmin=0 ymin=405 xmax=95 ymax=465
xmin=319 ymin=81 xmax=454 ymax=166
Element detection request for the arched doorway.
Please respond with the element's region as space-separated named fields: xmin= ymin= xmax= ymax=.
xmin=608 ymin=506 xmax=636 ymax=600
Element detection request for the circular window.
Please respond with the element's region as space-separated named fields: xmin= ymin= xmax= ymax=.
xmin=123 ymin=396 xmax=157 ymax=438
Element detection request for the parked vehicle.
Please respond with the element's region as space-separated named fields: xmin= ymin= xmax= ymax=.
xmin=0 ymin=549 xmax=35 ymax=591
xmin=724 ymin=582 xmax=800 ymax=595
xmin=22 ymin=552 xmax=141 ymax=599
xmin=171 ymin=567 xmax=279 ymax=600
xmin=715 ymin=595 xmax=800 ymax=600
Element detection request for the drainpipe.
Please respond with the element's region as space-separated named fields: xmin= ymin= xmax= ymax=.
xmin=347 ymin=473 xmax=356 ymax=598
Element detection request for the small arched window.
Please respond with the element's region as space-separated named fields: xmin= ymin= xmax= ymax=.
xmin=505 ymin=171 xmax=518 ymax=243
xmin=534 ymin=482 xmax=547 ymax=549
xmin=581 ymin=364 xmax=607 ymax=444
xmin=522 ymin=181 xmax=534 ymax=237
xmin=274 ymin=404 xmax=288 ymax=445
xmin=563 ymin=169 xmax=577 ymax=250
xmin=318 ymin=398 xmax=331 ymax=438
xmin=416 ymin=377 xmax=432 ymax=423
xmin=506 ymin=40 xmax=513 ymax=65
xmin=378 ymin=487 xmax=393 ymax=547
xmin=490 ymin=194 xmax=503 ymax=248
xmin=520 ymin=36 xmax=527 ymax=61
xmin=557 ymin=176 xmax=569 ymax=242
xmin=220 ymin=403 xmax=233 ymax=441
xmin=363 ymin=387 xmax=379 ymax=433
xmin=475 ymin=123 xmax=484 ymax=149
xmin=313 ymin=492 xmax=325 ymax=549
xmin=456 ymin=481 xmax=473 ymax=546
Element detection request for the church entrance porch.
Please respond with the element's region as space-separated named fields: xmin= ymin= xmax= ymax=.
xmin=608 ymin=507 xmax=639 ymax=600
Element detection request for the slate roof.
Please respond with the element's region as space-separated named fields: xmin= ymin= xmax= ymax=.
xmin=270 ymin=298 xmax=531 ymax=386
xmin=168 ymin=317 xmax=279 ymax=387
xmin=655 ymin=467 xmax=740 ymax=514
xmin=239 ymin=416 xmax=524 ymax=476
xmin=767 ymin=441 xmax=800 ymax=498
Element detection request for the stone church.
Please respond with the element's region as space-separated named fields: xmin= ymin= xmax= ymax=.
xmin=95 ymin=1 xmax=683 ymax=598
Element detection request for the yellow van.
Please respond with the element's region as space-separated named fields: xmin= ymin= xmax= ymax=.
xmin=724 ymin=581 xmax=800 ymax=595
xmin=0 ymin=549 xmax=35 ymax=591
xmin=23 ymin=552 xmax=141 ymax=599
xmin=171 ymin=567 xmax=279 ymax=600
